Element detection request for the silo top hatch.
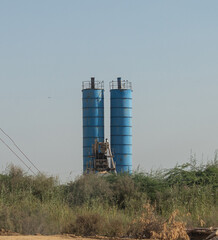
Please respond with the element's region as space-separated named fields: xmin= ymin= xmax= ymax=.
xmin=110 ymin=77 xmax=132 ymax=90
xmin=82 ymin=77 xmax=104 ymax=90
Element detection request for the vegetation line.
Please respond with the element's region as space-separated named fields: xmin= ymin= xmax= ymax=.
xmin=0 ymin=159 xmax=217 ymax=239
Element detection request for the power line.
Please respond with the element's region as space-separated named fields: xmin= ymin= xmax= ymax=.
xmin=0 ymin=128 xmax=41 ymax=174
xmin=0 ymin=136 xmax=36 ymax=175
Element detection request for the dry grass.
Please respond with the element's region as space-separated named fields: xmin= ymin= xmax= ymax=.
xmin=128 ymin=204 xmax=190 ymax=240
xmin=0 ymin=236 xmax=97 ymax=240
xmin=128 ymin=203 xmax=162 ymax=238
xmin=64 ymin=213 xmax=104 ymax=236
xmin=151 ymin=210 xmax=189 ymax=240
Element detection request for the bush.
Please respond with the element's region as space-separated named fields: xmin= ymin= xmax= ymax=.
xmin=65 ymin=213 xmax=104 ymax=236
xmin=128 ymin=203 xmax=162 ymax=238
xmin=151 ymin=211 xmax=190 ymax=240
xmin=106 ymin=173 xmax=145 ymax=210
xmin=65 ymin=174 xmax=113 ymax=206
xmin=128 ymin=204 xmax=189 ymax=240
xmin=0 ymin=161 xmax=217 ymax=236
xmin=104 ymin=213 xmax=130 ymax=237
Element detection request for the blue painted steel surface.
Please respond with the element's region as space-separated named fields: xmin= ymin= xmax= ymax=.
xmin=110 ymin=86 xmax=132 ymax=173
xmin=82 ymin=89 xmax=104 ymax=172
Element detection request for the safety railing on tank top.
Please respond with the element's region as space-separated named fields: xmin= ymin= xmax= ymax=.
xmin=82 ymin=81 xmax=104 ymax=90
xmin=110 ymin=80 xmax=132 ymax=90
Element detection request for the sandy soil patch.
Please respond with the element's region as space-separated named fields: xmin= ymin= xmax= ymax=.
xmin=0 ymin=236 xmax=148 ymax=240
xmin=0 ymin=236 xmax=97 ymax=240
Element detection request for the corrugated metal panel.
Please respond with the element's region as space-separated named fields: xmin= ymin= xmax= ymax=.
xmin=110 ymin=78 xmax=132 ymax=173
xmin=82 ymin=80 xmax=104 ymax=172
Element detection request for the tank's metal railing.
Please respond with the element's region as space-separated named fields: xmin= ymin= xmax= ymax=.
xmin=82 ymin=80 xmax=104 ymax=90
xmin=110 ymin=80 xmax=132 ymax=90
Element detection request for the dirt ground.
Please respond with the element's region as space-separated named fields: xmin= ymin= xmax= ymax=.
xmin=0 ymin=236 xmax=104 ymax=240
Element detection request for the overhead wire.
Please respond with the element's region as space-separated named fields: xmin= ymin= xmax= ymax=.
xmin=0 ymin=136 xmax=36 ymax=175
xmin=0 ymin=128 xmax=41 ymax=174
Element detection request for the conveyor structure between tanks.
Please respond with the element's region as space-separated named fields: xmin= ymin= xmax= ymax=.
xmin=85 ymin=139 xmax=116 ymax=174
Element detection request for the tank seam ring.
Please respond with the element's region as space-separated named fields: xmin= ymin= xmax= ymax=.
xmin=83 ymin=126 xmax=104 ymax=127
xmin=83 ymin=116 xmax=104 ymax=118
xmin=111 ymin=116 xmax=132 ymax=118
xmin=111 ymin=135 xmax=132 ymax=136
xmin=112 ymin=153 xmax=132 ymax=156
xmin=111 ymin=126 xmax=132 ymax=127
xmin=110 ymin=98 xmax=132 ymax=100
xmin=110 ymin=144 xmax=132 ymax=146
xmin=83 ymin=98 xmax=104 ymax=100
xmin=83 ymin=107 xmax=104 ymax=109
xmin=110 ymin=107 xmax=132 ymax=109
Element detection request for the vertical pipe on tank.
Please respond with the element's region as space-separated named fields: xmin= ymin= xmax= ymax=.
xmin=91 ymin=77 xmax=95 ymax=89
xmin=110 ymin=78 xmax=132 ymax=173
xmin=82 ymin=78 xmax=104 ymax=172
xmin=117 ymin=77 xmax=122 ymax=89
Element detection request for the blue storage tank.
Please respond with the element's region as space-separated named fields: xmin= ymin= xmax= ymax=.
xmin=82 ymin=78 xmax=104 ymax=172
xmin=110 ymin=78 xmax=132 ymax=173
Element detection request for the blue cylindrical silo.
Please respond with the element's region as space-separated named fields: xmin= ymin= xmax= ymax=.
xmin=110 ymin=78 xmax=132 ymax=173
xmin=82 ymin=78 xmax=104 ymax=172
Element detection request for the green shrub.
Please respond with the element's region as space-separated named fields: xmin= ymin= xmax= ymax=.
xmin=0 ymin=161 xmax=217 ymax=235
xmin=65 ymin=174 xmax=113 ymax=206
xmin=65 ymin=212 xmax=104 ymax=236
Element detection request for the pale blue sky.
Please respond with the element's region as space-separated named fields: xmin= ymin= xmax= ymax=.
xmin=1 ymin=0 xmax=218 ymax=181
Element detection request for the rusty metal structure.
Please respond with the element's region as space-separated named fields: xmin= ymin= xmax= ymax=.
xmin=85 ymin=139 xmax=116 ymax=173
